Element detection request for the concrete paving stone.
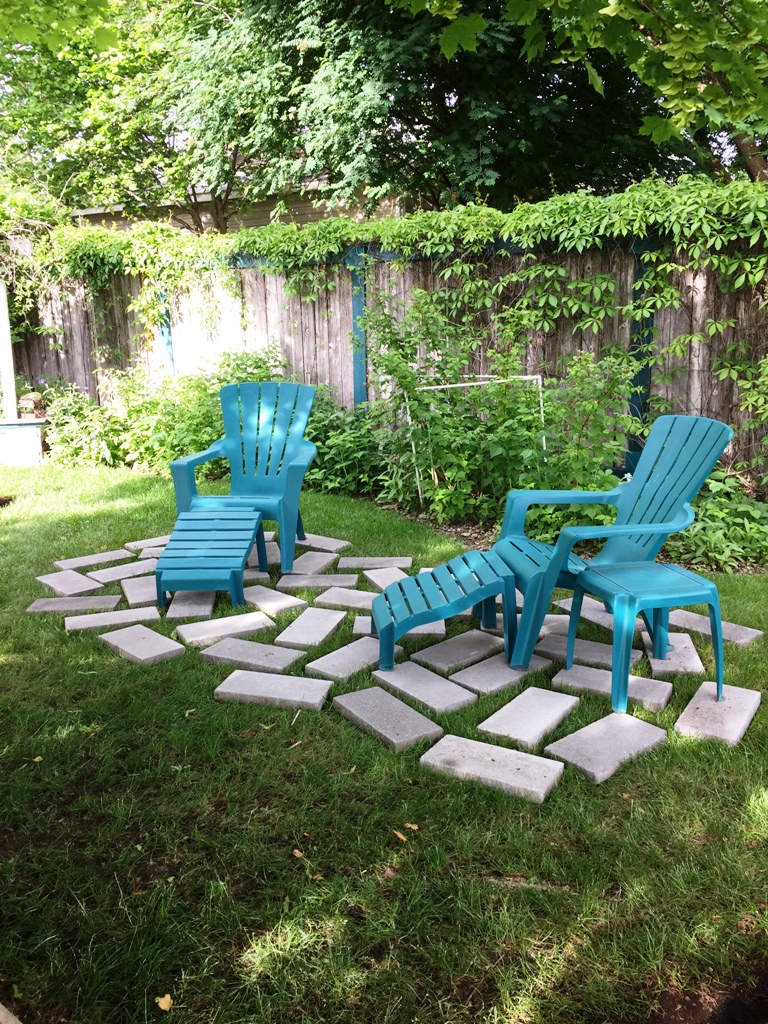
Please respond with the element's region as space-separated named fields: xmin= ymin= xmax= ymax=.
xmin=121 ymin=575 xmax=159 ymax=608
xmin=372 ymin=661 xmax=477 ymax=713
xmin=539 ymin=613 xmax=570 ymax=636
xmin=54 ymin=549 xmax=134 ymax=571
xmin=248 ymin=541 xmax=280 ymax=567
xmin=674 ymin=681 xmax=762 ymax=747
xmin=332 ymin=686 xmax=443 ymax=751
xmin=65 ymin=607 xmax=161 ymax=632
xmin=87 ymin=559 xmax=157 ymax=584
xmin=641 ymin=631 xmax=704 ymax=676
xmin=138 ymin=546 xmax=166 ymax=559
xmin=276 ymin=574 xmax=359 ymax=592
xmin=243 ymin=585 xmax=307 ymax=616
xmin=544 ymin=713 xmax=667 ymax=783
xmin=478 ymin=687 xmax=579 ymax=751
xmin=352 ymin=615 xmax=446 ymax=639
xmin=288 ymin=551 xmax=338 ymax=575
xmin=420 ymin=734 xmax=564 ymax=803
xmin=200 ymin=637 xmax=302 ymax=672
xmin=363 ymin=567 xmax=408 ymax=591
xmin=449 ymin=653 xmax=552 ymax=696
xmin=338 ymin=556 xmax=413 ymax=569
xmin=534 ymin=633 xmax=643 ymax=670
xmin=98 ymin=624 xmax=185 ymax=664
xmin=274 ymin=608 xmax=347 ymax=650
xmin=125 ymin=534 xmax=172 ymax=552
xmin=243 ymin=568 xmax=270 ymax=583
xmin=166 ymin=590 xmax=216 ymax=621
xmin=36 ymin=569 xmax=105 ymax=597
xmin=411 ymin=629 xmax=505 ymax=676
xmin=263 ymin=531 xmax=275 ymax=542
xmin=298 ymin=533 xmax=350 ymax=553
xmin=307 ymin=636 xmax=401 ymax=681
xmin=175 ymin=611 xmax=274 ymax=647
xmin=551 ymin=663 xmax=673 ymax=712
xmin=26 ymin=595 xmax=122 ymax=614
xmin=314 ymin=587 xmax=375 ymax=611
xmin=669 ymin=608 xmax=764 ymax=648
xmin=556 ymin=595 xmax=642 ymax=631
xmin=215 ymin=670 xmax=331 ymax=711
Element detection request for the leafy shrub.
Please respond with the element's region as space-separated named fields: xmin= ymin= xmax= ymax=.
xmin=304 ymin=385 xmax=383 ymax=496
xmin=45 ymin=384 xmax=123 ymax=465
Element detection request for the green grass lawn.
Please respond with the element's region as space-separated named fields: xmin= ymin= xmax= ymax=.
xmin=1 ymin=464 xmax=768 ymax=1024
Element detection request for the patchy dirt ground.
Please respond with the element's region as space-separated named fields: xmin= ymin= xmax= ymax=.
xmin=631 ymin=963 xmax=768 ymax=1023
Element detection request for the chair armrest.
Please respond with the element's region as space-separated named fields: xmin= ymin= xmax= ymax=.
xmin=499 ymin=485 xmax=625 ymax=537
xmin=169 ymin=440 xmax=228 ymax=513
xmin=288 ymin=440 xmax=318 ymax=469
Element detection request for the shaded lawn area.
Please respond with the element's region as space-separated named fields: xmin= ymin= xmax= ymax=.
xmin=1 ymin=464 xmax=767 ymax=1024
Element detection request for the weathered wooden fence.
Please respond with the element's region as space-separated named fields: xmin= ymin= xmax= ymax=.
xmin=13 ymin=245 xmax=768 ymax=452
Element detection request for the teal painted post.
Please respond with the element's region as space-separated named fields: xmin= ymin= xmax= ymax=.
xmin=344 ymin=246 xmax=368 ymax=407
xmin=626 ymin=237 xmax=657 ymax=473
xmin=157 ymin=289 xmax=174 ymax=373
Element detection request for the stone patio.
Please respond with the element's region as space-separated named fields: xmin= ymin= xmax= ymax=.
xmin=29 ymin=530 xmax=764 ymax=803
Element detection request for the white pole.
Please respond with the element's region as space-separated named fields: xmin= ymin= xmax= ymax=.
xmin=0 ymin=280 xmax=17 ymax=422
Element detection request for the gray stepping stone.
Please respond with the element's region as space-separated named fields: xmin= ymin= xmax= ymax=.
xmin=363 ymin=567 xmax=408 ymax=591
xmin=243 ymin=568 xmax=270 ymax=583
xmin=411 ymin=629 xmax=504 ymax=676
xmin=175 ymin=611 xmax=273 ymax=647
xmin=552 ymin=664 xmax=673 ymax=712
xmin=200 ymin=638 xmax=302 ymax=672
xmin=314 ymin=587 xmax=375 ymax=611
xmin=338 ymin=556 xmax=413 ymax=569
xmin=125 ymin=534 xmax=171 ymax=551
xmin=372 ymin=662 xmax=477 ymax=713
xmin=276 ymin=574 xmax=358 ymax=592
xmin=215 ymin=670 xmax=331 ymax=711
xmin=274 ymin=607 xmax=346 ymax=650
xmin=98 ymin=624 xmax=185 ymax=664
xmin=87 ymin=559 xmax=157 ymax=584
xmin=544 ymin=713 xmax=667 ymax=783
xmin=555 ymin=595 xmax=642 ymax=631
xmin=535 ymin=633 xmax=642 ymax=670
xmin=299 ymin=533 xmax=350 ymax=553
xmin=121 ymin=575 xmax=158 ymax=608
xmin=65 ymin=607 xmax=161 ymax=632
xmin=306 ymin=636 xmax=400 ymax=681
xmin=138 ymin=546 xmax=166 ymax=559
xmin=669 ymin=609 xmax=764 ymax=648
xmin=352 ymin=615 xmax=446 ymax=639
xmin=36 ymin=569 xmax=104 ymax=597
xmin=244 ymin=585 xmax=307 ymax=616
xmin=674 ymin=681 xmax=761 ymax=747
xmin=641 ymin=631 xmax=704 ymax=676
xmin=263 ymin=531 xmax=275 ymax=542
xmin=288 ymin=551 xmax=338 ymax=575
xmin=248 ymin=541 xmax=281 ymax=567
xmin=539 ymin=614 xmax=570 ymax=636
xmin=26 ymin=595 xmax=122 ymax=614
xmin=478 ymin=687 xmax=579 ymax=751
xmin=54 ymin=549 xmax=134 ymax=571
xmin=420 ymin=734 xmax=564 ymax=803
xmin=166 ymin=590 xmax=216 ymax=621
xmin=450 ymin=653 xmax=551 ymax=696
xmin=333 ymin=686 xmax=443 ymax=751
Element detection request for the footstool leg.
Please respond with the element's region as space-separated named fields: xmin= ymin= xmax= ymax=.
xmin=156 ymin=573 xmax=169 ymax=608
xmin=231 ymin=570 xmax=245 ymax=607
xmin=502 ymin=579 xmax=517 ymax=665
xmin=611 ymin=596 xmax=639 ymax=713
xmin=479 ymin=596 xmax=497 ymax=629
xmin=377 ymin=620 xmax=396 ymax=672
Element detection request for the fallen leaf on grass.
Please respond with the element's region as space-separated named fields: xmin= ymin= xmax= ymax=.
xmin=293 ymin=849 xmax=304 ymax=858
xmin=32 ymin=756 xmax=42 ymax=762
xmin=155 ymin=993 xmax=173 ymax=1011
xmin=404 ymin=822 xmax=419 ymax=831
xmin=311 ymin=873 xmax=324 ymax=881
xmin=393 ymin=830 xmax=408 ymax=842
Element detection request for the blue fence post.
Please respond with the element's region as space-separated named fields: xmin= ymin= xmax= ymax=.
xmin=626 ymin=236 xmax=657 ymax=472
xmin=157 ymin=288 xmax=175 ymax=374
xmin=343 ymin=245 xmax=368 ymax=408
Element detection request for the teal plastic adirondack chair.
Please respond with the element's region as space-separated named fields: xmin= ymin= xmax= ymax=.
xmin=170 ymin=382 xmax=317 ymax=573
xmin=492 ymin=414 xmax=733 ymax=668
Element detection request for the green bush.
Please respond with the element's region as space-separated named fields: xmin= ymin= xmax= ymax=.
xmin=304 ymin=385 xmax=383 ymax=496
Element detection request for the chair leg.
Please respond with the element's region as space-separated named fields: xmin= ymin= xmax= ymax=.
xmin=566 ymin=587 xmax=585 ymax=669
xmin=277 ymin=506 xmax=299 ymax=572
xmin=510 ymin=577 xmax=548 ymax=669
xmin=296 ymin=508 xmax=307 ymax=542
xmin=652 ymin=607 xmax=670 ymax=660
xmin=253 ymin=524 xmax=268 ymax=572
xmin=611 ymin=597 xmax=638 ymax=713
xmin=708 ymin=592 xmax=725 ymax=701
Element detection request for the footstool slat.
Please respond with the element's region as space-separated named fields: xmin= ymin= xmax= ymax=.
xmin=432 ymin=565 xmax=465 ymax=604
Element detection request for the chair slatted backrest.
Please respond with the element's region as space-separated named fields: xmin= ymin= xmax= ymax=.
xmin=596 ymin=415 xmax=733 ymax=564
xmin=219 ymin=382 xmax=315 ymax=489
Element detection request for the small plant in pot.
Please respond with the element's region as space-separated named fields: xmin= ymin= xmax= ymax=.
xmin=18 ymin=391 xmax=47 ymax=419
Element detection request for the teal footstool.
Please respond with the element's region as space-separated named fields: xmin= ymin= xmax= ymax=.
xmin=155 ymin=510 xmax=267 ymax=608
xmin=567 ymin=561 xmax=724 ymax=713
